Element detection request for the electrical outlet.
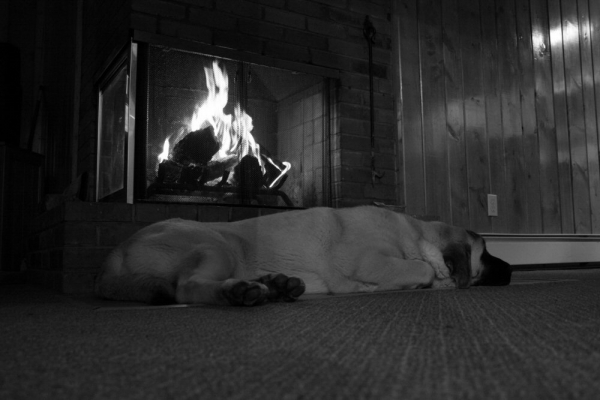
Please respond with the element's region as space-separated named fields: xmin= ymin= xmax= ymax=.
xmin=487 ymin=194 xmax=498 ymax=217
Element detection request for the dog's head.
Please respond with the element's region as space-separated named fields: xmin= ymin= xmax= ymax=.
xmin=441 ymin=229 xmax=512 ymax=289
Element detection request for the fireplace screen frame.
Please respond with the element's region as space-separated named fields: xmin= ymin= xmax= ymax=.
xmin=96 ymin=36 xmax=338 ymax=208
xmin=95 ymin=42 xmax=137 ymax=203
xmin=131 ymin=39 xmax=337 ymax=208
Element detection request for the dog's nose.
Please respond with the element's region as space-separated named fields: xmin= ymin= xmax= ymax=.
xmin=456 ymin=276 xmax=471 ymax=289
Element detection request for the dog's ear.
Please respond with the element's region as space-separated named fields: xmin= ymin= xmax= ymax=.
xmin=443 ymin=242 xmax=472 ymax=289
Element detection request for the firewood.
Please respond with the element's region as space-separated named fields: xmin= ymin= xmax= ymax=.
xmin=171 ymin=126 xmax=219 ymax=166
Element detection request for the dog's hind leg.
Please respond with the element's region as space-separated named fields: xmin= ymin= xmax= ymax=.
xmin=95 ymin=249 xmax=177 ymax=305
xmin=95 ymin=273 xmax=176 ymax=305
xmin=253 ymin=273 xmax=306 ymax=302
xmin=174 ymin=244 xmax=269 ymax=306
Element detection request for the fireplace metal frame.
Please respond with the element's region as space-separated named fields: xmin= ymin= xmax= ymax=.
xmin=98 ymin=32 xmax=339 ymax=208
xmin=132 ymin=31 xmax=340 ymax=82
xmin=95 ymin=42 xmax=138 ymax=203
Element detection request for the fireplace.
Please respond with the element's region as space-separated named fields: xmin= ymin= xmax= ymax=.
xmin=97 ymin=41 xmax=335 ymax=208
xmin=25 ymin=2 xmax=398 ymax=295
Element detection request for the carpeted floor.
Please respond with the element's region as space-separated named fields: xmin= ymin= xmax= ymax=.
xmin=1 ymin=269 xmax=600 ymax=399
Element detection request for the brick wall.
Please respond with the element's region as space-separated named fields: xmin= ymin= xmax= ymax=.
xmin=79 ymin=0 xmax=397 ymax=207
xmin=277 ymin=82 xmax=326 ymax=206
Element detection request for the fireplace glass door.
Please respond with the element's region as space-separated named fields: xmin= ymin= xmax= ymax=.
xmin=139 ymin=45 xmax=330 ymax=208
xmin=96 ymin=62 xmax=129 ymax=201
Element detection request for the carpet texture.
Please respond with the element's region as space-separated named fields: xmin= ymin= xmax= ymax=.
xmin=1 ymin=269 xmax=600 ymax=399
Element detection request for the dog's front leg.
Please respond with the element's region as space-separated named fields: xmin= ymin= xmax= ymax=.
xmin=418 ymin=240 xmax=451 ymax=279
xmin=253 ymin=273 xmax=306 ymax=302
xmin=431 ymin=277 xmax=455 ymax=289
xmin=354 ymin=255 xmax=436 ymax=292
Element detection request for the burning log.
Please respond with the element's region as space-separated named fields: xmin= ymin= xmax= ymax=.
xmin=233 ymin=155 xmax=264 ymax=196
xmin=204 ymin=155 xmax=238 ymax=184
xmin=156 ymin=159 xmax=182 ymax=184
xmin=157 ymin=126 xmax=226 ymax=186
xmin=178 ymin=165 xmax=205 ymax=185
xmin=153 ymin=61 xmax=292 ymax=203
xmin=171 ymin=126 xmax=219 ymax=166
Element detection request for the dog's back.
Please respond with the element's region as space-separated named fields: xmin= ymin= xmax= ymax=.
xmin=94 ymin=206 xmax=510 ymax=306
xmin=94 ymin=207 xmax=432 ymax=304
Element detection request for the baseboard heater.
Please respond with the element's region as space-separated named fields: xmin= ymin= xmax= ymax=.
xmin=483 ymin=234 xmax=600 ymax=269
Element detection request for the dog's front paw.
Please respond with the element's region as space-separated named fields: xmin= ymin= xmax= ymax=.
xmin=419 ymin=240 xmax=450 ymax=279
xmin=255 ymin=273 xmax=306 ymax=302
xmin=431 ymin=278 xmax=455 ymax=289
xmin=433 ymin=263 xmax=451 ymax=279
xmin=222 ymin=280 xmax=269 ymax=306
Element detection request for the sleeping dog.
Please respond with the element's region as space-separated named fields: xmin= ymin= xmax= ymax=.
xmin=95 ymin=206 xmax=511 ymax=306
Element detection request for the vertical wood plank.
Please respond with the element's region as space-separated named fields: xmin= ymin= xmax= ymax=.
xmin=561 ymin=0 xmax=592 ymax=233
xmin=516 ymin=0 xmax=542 ymax=233
xmin=480 ymin=0 xmax=507 ymax=232
xmin=393 ymin=0 xmax=600 ymax=234
xmin=591 ymin=1 xmax=600 ymax=186
xmin=460 ymin=0 xmax=490 ymax=232
xmin=391 ymin=3 xmax=405 ymax=208
xmin=442 ymin=0 xmax=469 ymax=227
xmin=591 ymin=0 xmax=600 ymax=231
xmin=547 ymin=0 xmax=575 ymax=233
xmin=496 ymin=0 xmax=527 ymax=233
xmin=530 ymin=0 xmax=562 ymax=233
xmin=397 ymin=0 xmax=427 ymax=215
xmin=418 ymin=0 xmax=451 ymax=222
xmin=577 ymin=0 xmax=600 ymax=233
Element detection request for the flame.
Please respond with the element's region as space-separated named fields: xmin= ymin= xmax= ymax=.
xmin=158 ymin=138 xmax=169 ymax=162
xmin=158 ymin=60 xmax=292 ymax=189
xmin=188 ymin=61 xmax=262 ymax=167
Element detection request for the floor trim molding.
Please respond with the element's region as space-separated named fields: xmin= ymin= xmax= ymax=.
xmin=483 ymin=234 xmax=600 ymax=267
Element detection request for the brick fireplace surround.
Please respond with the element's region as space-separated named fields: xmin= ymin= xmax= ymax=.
xmin=25 ymin=0 xmax=397 ymax=294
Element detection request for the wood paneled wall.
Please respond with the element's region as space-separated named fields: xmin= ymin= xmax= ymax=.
xmin=393 ymin=0 xmax=600 ymax=233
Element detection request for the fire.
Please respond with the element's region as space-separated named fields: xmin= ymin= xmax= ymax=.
xmin=157 ymin=60 xmax=291 ymax=191
xmin=188 ymin=61 xmax=261 ymax=166
xmin=158 ymin=138 xmax=169 ymax=162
